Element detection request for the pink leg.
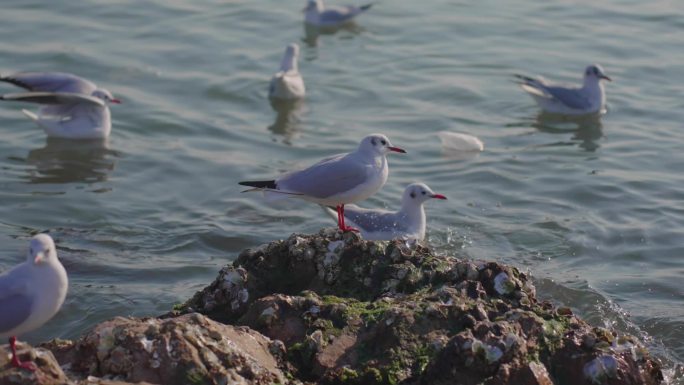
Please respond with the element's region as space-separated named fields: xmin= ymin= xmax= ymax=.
xmin=9 ymin=336 xmax=37 ymax=371
xmin=335 ymin=205 xmax=343 ymax=229
xmin=338 ymin=205 xmax=359 ymax=233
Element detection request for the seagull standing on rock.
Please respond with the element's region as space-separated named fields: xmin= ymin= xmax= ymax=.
xmin=304 ymin=0 xmax=373 ymax=28
xmin=0 ymin=72 xmax=121 ymax=139
xmin=239 ymin=134 xmax=406 ymax=232
xmin=269 ymin=43 xmax=306 ymax=100
xmin=0 ymin=234 xmax=68 ymax=371
xmin=514 ymin=64 xmax=611 ymax=115
xmin=323 ymin=183 xmax=447 ymax=241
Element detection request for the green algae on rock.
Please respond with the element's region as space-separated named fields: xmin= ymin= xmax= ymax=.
xmin=0 ymin=230 xmax=664 ymax=385
xmin=168 ymin=230 xmax=663 ymax=385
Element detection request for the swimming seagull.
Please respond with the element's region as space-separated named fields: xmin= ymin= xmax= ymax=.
xmin=0 ymin=234 xmax=68 ymax=371
xmin=323 ymin=183 xmax=446 ymax=241
xmin=0 ymin=72 xmax=121 ymax=139
xmin=304 ymin=0 xmax=373 ymax=28
xmin=514 ymin=64 xmax=611 ymax=115
xmin=269 ymin=43 xmax=306 ymax=100
xmin=239 ymin=133 xmax=406 ymax=232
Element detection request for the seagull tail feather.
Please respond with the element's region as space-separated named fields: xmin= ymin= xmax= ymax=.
xmin=238 ymin=180 xmax=277 ymax=189
xmin=21 ymin=109 xmax=39 ymax=122
xmin=513 ymin=74 xmax=537 ymax=84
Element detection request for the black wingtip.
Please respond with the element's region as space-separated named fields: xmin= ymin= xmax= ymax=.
xmin=238 ymin=180 xmax=277 ymax=189
xmin=513 ymin=74 xmax=535 ymax=83
xmin=0 ymin=76 xmax=32 ymax=91
xmin=360 ymin=3 xmax=373 ymax=11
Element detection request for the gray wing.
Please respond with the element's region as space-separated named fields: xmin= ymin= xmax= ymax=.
xmin=344 ymin=206 xmax=409 ymax=233
xmin=1 ymin=92 xmax=105 ymax=107
xmin=277 ymin=153 xmax=370 ymax=198
xmin=0 ymin=72 xmax=96 ymax=94
xmin=543 ymin=86 xmax=591 ymax=109
xmin=0 ymin=275 xmax=33 ymax=334
xmin=319 ymin=6 xmax=361 ymax=23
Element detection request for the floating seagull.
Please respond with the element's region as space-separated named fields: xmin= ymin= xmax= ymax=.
xmin=304 ymin=0 xmax=373 ymax=28
xmin=0 ymin=72 xmax=121 ymax=139
xmin=514 ymin=64 xmax=611 ymax=115
xmin=239 ymin=133 xmax=405 ymax=232
xmin=269 ymin=43 xmax=306 ymax=100
xmin=438 ymin=131 xmax=484 ymax=152
xmin=0 ymin=234 xmax=68 ymax=371
xmin=323 ymin=183 xmax=446 ymax=241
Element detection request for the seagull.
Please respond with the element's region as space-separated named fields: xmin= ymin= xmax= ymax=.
xmin=323 ymin=183 xmax=446 ymax=241
xmin=239 ymin=133 xmax=406 ymax=232
xmin=514 ymin=64 xmax=611 ymax=115
xmin=0 ymin=72 xmax=121 ymax=139
xmin=304 ymin=0 xmax=373 ymax=28
xmin=269 ymin=43 xmax=306 ymax=100
xmin=0 ymin=234 xmax=68 ymax=371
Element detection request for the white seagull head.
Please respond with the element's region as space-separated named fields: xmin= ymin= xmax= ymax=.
xmin=402 ymin=183 xmax=447 ymax=207
xmin=92 ymin=88 xmax=122 ymax=104
xmin=285 ymin=43 xmax=300 ymax=59
xmin=305 ymin=0 xmax=324 ymax=12
xmin=584 ymin=64 xmax=611 ymax=83
xmin=358 ymin=134 xmax=406 ymax=156
xmin=28 ymin=233 xmax=58 ymax=265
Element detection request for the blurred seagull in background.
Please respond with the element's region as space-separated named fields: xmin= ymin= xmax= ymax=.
xmin=514 ymin=64 xmax=611 ymax=115
xmin=269 ymin=43 xmax=305 ymax=100
xmin=0 ymin=72 xmax=121 ymax=139
xmin=239 ymin=134 xmax=406 ymax=232
xmin=322 ymin=182 xmax=446 ymax=241
xmin=304 ymin=0 xmax=373 ymax=28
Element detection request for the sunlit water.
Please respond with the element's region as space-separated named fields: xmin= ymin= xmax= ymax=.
xmin=0 ymin=0 xmax=683 ymax=381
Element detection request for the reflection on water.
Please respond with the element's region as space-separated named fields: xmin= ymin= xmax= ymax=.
xmin=268 ymin=98 xmax=305 ymax=145
xmin=532 ymin=112 xmax=604 ymax=152
xmin=302 ymin=22 xmax=363 ymax=47
xmin=24 ymin=138 xmax=119 ymax=184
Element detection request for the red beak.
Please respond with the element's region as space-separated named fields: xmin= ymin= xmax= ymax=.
xmin=600 ymin=75 xmax=612 ymax=81
xmin=388 ymin=146 xmax=406 ymax=153
xmin=110 ymin=98 xmax=122 ymax=104
xmin=431 ymin=194 xmax=447 ymax=200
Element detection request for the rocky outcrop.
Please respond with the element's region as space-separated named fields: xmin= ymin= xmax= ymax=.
xmin=167 ymin=229 xmax=663 ymax=385
xmin=0 ymin=341 xmax=152 ymax=385
xmin=0 ymin=229 xmax=665 ymax=384
xmin=0 ymin=342 xmax=71 ymax=385
xmin=50 ymin=313 xmax=289 ymax=385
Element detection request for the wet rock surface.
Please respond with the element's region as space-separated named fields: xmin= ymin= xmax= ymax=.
xmin=168 ymin=230 xmax=663 ymax=385
xmin=1 ymin=230 xmax=664 ymax=384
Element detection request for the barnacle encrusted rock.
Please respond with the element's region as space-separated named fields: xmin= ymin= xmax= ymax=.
xmin=41 ymin=314 xmax=288 ymax=385
xmin=168 ymin=230 xmax=663 ymax=385
xmin=1 ymin=230 xmax=664 ymax=385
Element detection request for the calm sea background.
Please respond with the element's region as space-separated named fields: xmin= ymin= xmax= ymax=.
xmin=0 ymin=0 xmax=682 ymax=381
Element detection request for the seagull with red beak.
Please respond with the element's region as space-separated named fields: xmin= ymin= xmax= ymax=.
xmin=323 ymin=182 xmax=446 ymax=241
xmin=240 ymin=133 xmax=406 ymax=232
xmin=0 ymin=234 xmax=68 ymax=371
xmin=0 ymin=72 xmax=121 ymax=138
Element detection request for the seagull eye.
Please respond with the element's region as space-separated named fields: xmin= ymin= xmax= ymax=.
xmin=422 ymin=191 xmax=426 ymax=195
xmin=381 ymin=139 xmax=387 ymax=145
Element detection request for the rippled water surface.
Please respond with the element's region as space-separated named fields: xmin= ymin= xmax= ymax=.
xmin=1 ymin=0 xmax=683 ymax=381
